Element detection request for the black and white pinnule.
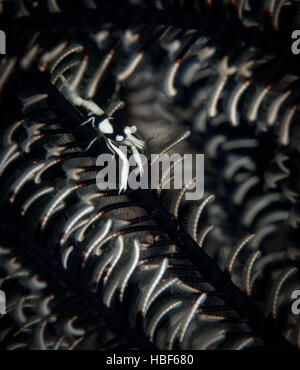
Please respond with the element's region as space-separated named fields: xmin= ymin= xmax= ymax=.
xmin=60 ymin=75 xmax=145 ymax=193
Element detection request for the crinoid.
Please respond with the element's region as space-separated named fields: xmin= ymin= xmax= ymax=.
xmin=0 ymin=0 xmax=299 ymax=350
